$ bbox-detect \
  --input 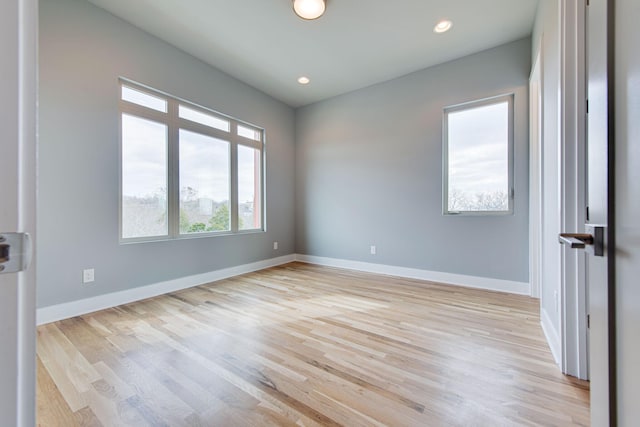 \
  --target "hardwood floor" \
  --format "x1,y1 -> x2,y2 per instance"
37,262 -> 589,426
